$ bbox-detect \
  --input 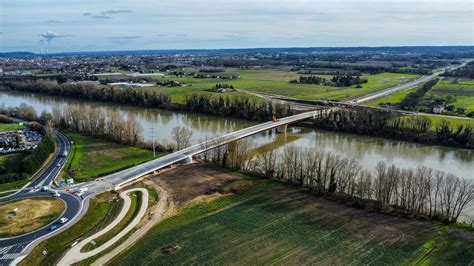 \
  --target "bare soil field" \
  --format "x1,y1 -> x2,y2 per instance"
0,197 -> 64,237
150,163 -> 241,206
